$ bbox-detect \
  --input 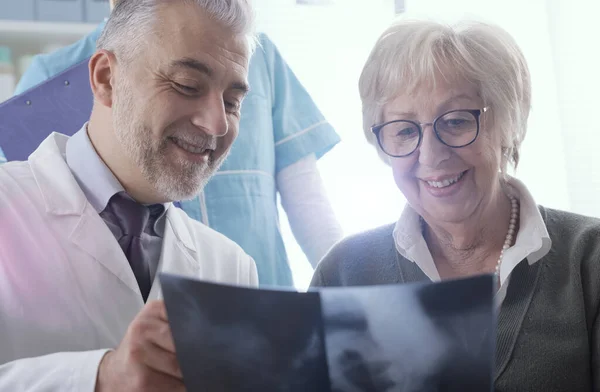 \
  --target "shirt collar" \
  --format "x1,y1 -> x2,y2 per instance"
66,124 -> 124,213
65,124 -> 169,236
393,175 -> 552,283
499,176 -> 552,279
